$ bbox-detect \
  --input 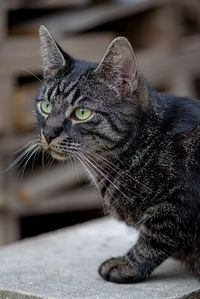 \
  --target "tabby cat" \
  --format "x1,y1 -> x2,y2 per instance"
35,25 -> 200,283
